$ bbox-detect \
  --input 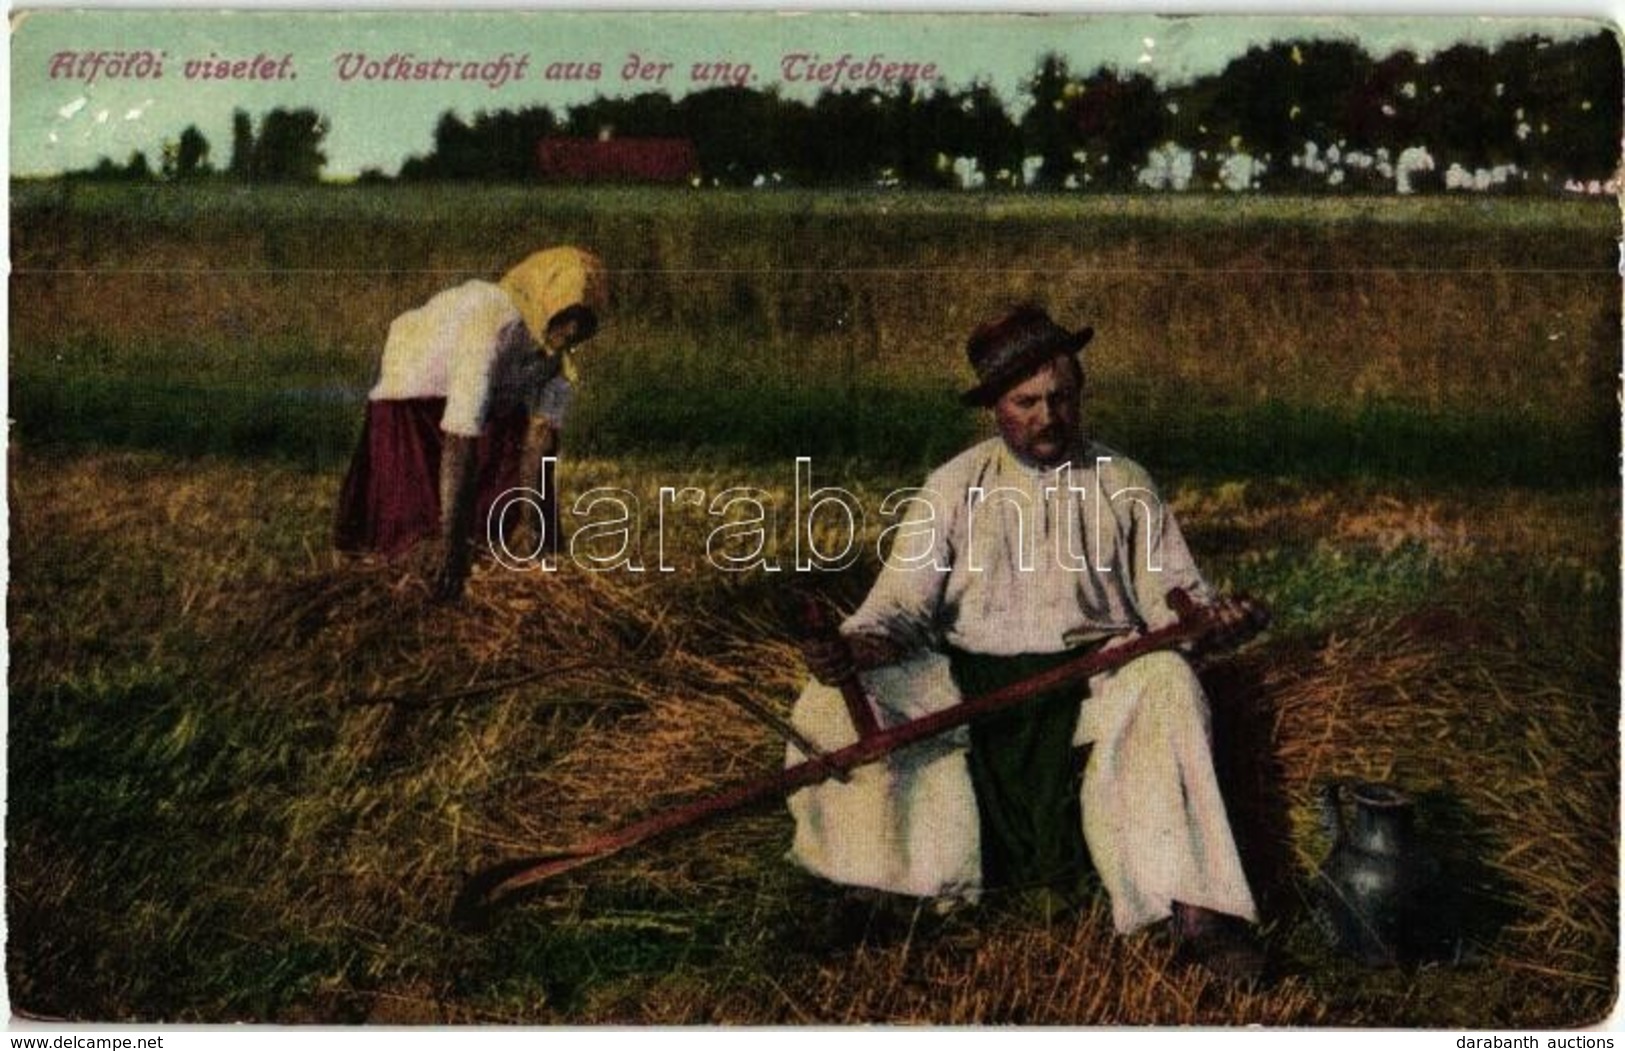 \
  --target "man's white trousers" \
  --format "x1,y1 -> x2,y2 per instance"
785,651 -> 1258,932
